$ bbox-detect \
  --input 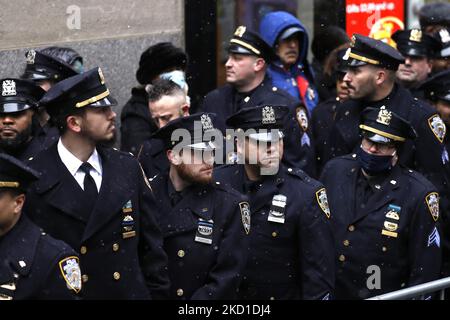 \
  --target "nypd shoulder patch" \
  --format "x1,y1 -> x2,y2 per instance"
315,188 -> 331,219
59,256 -> 82,293
239,202 -> 251,235
428,115 -> 446,143
425,192 -> 440,222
